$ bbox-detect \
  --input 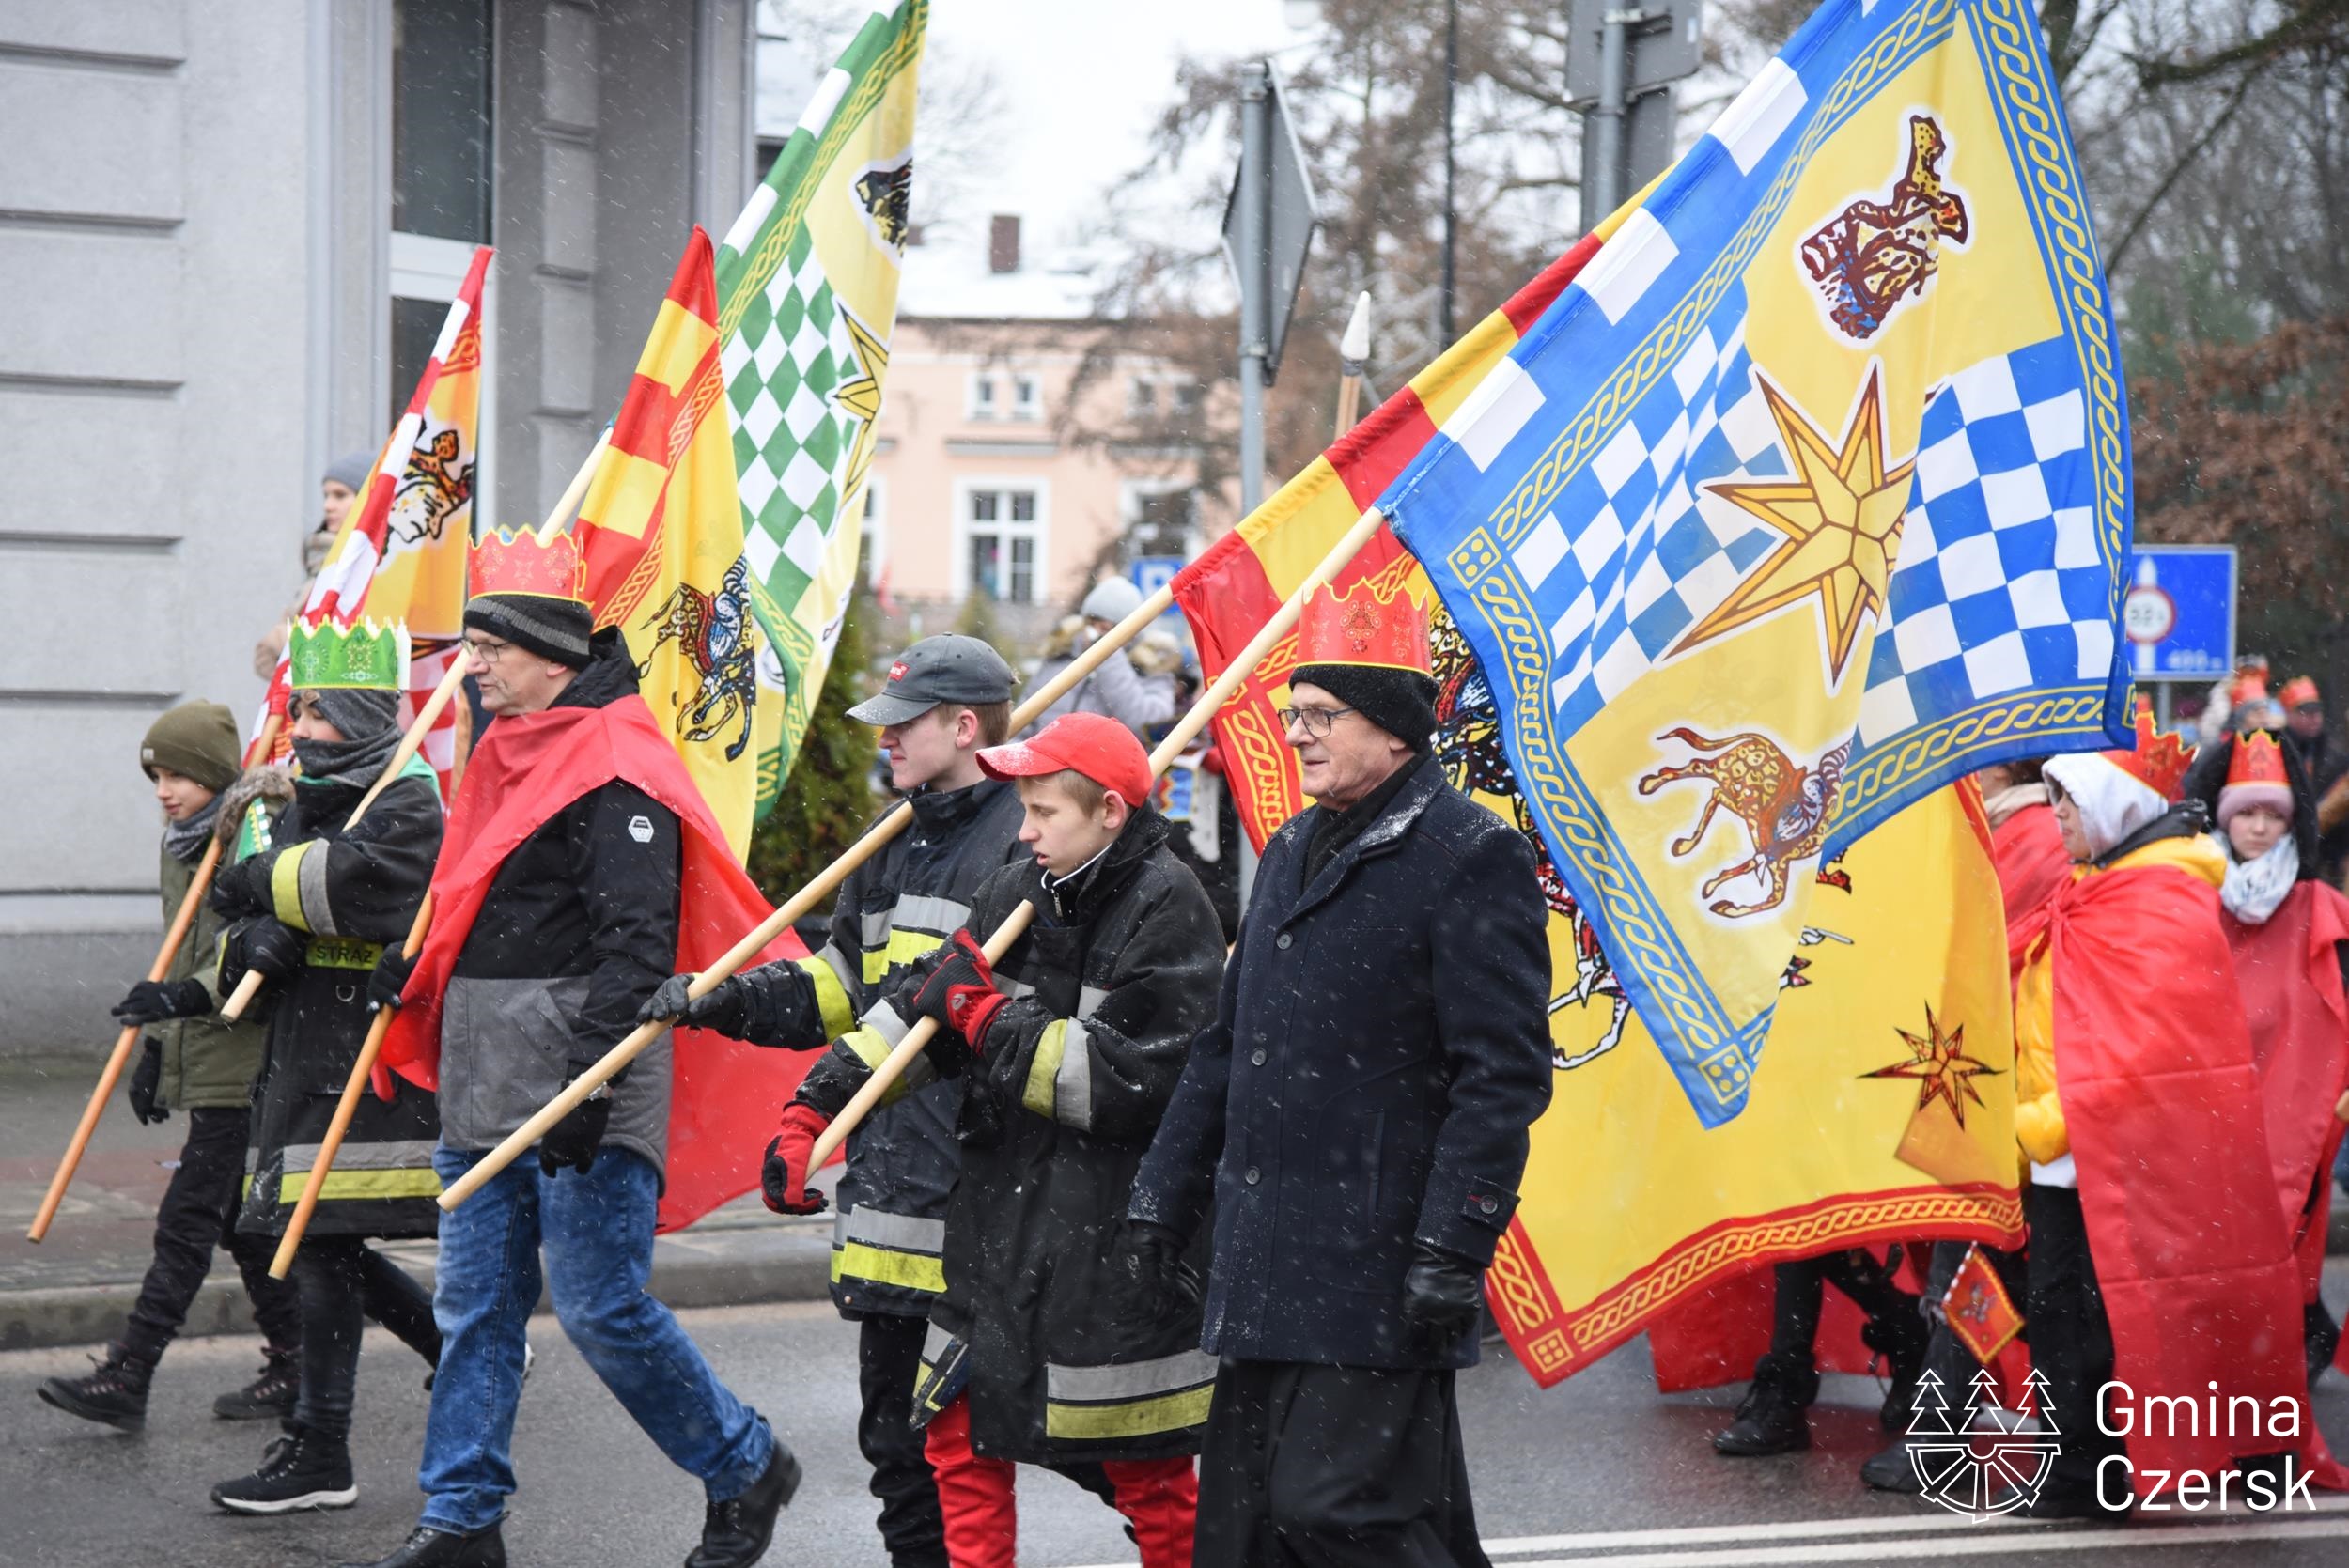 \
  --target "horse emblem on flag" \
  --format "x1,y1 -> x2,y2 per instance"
1799,114 -> 1970,343
1639,728 -> 1850,919
638,557 -> 761,761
